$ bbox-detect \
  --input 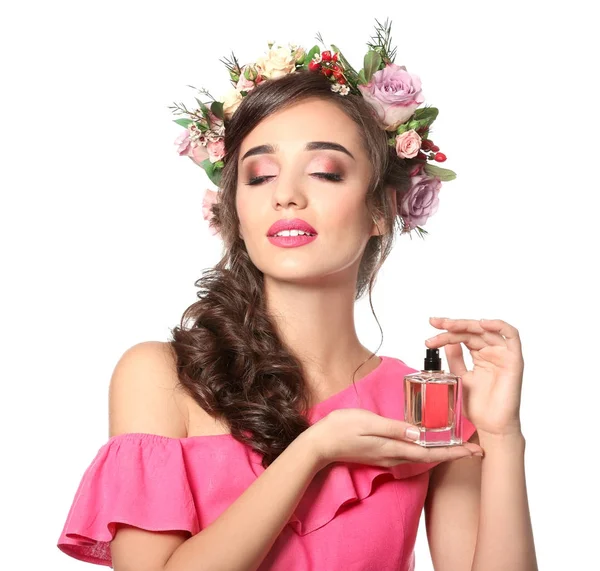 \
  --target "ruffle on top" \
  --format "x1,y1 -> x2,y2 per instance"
287,357 -> 477,535
57,433 -> 201,565
57,356 -> 476,566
